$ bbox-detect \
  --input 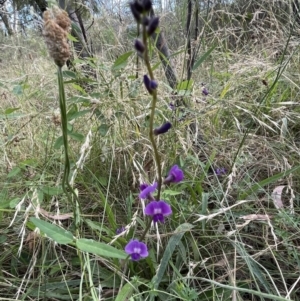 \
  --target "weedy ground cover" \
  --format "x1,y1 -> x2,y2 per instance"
0,1 -> 300,300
